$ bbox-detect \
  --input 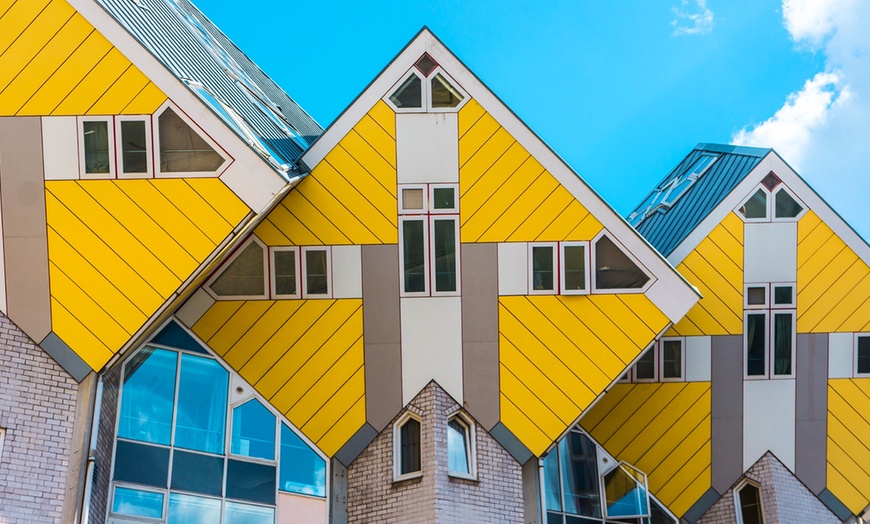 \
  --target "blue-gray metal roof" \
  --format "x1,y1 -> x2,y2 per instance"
630,143 -> 771,257
94,0 -> 322,174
